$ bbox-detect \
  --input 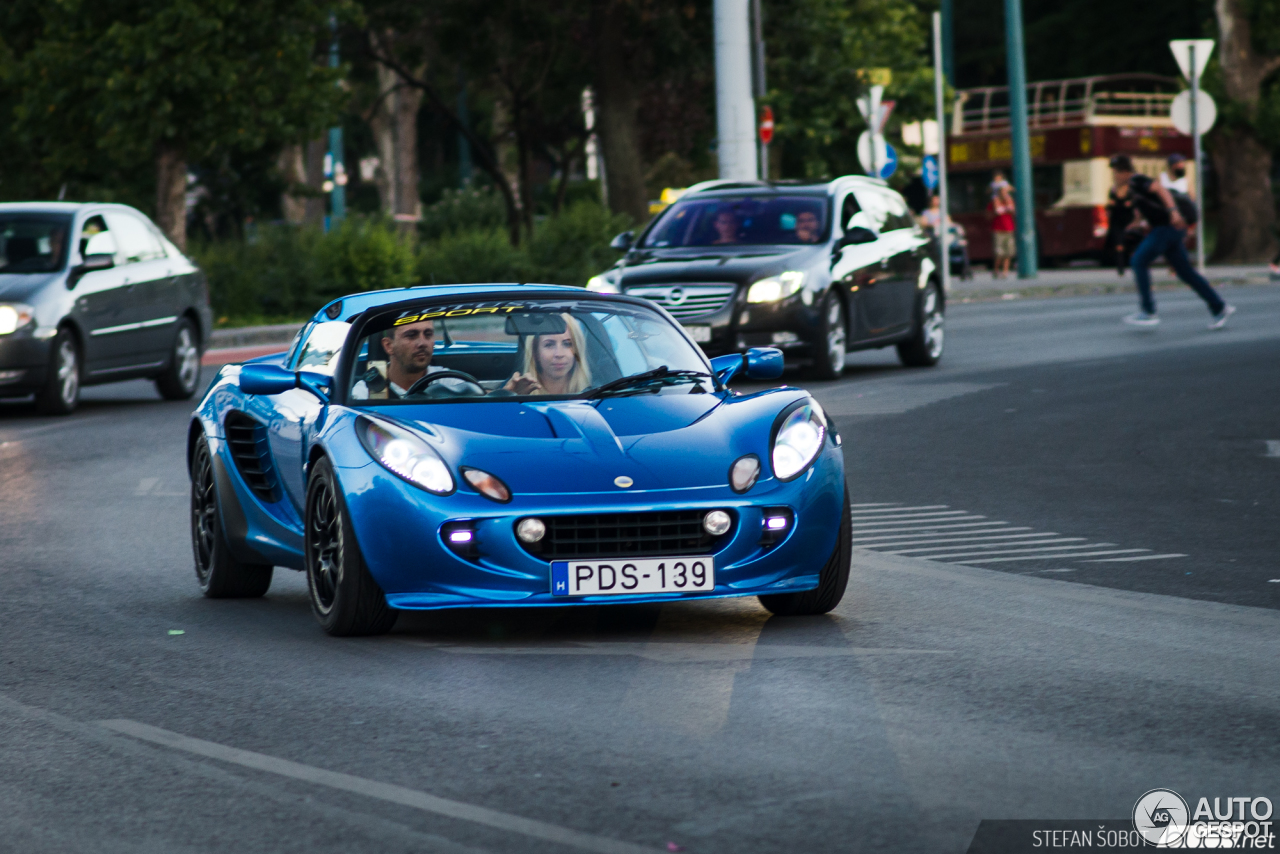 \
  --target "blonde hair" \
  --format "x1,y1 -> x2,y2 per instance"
521,314 -> 591,394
